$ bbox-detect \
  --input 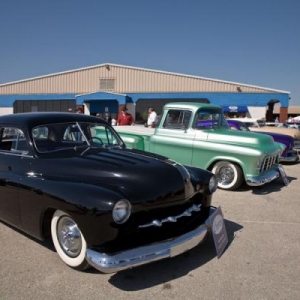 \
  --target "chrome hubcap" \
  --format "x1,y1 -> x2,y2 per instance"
57,216 -> 82,258
218,166 -> 234,184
